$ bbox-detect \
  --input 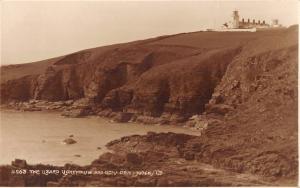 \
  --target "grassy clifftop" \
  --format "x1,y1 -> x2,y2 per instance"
0,26 -> 298,186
